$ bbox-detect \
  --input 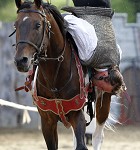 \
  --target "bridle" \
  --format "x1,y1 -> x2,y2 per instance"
16,9 -> 50,62
12,6 -> 72,95
9,7 -> 66,63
